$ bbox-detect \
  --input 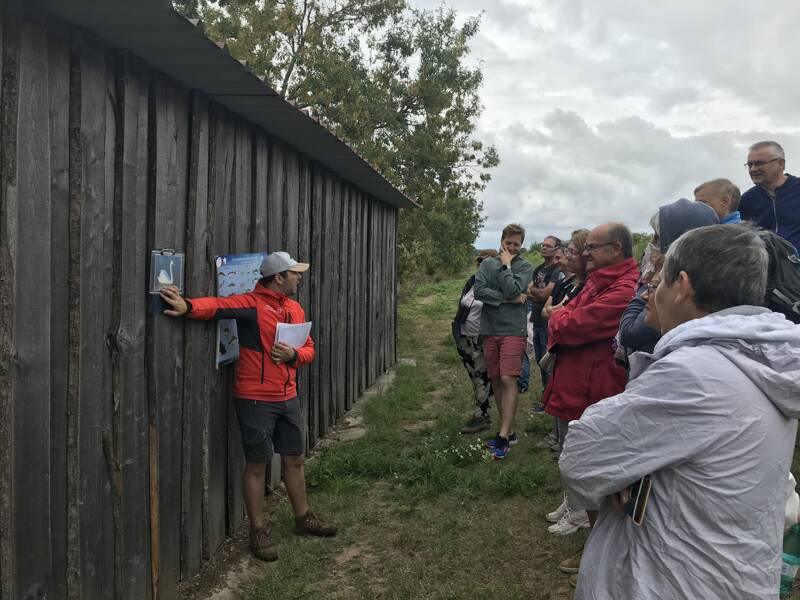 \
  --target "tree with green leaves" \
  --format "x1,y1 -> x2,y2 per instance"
174,0 -> 498,277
